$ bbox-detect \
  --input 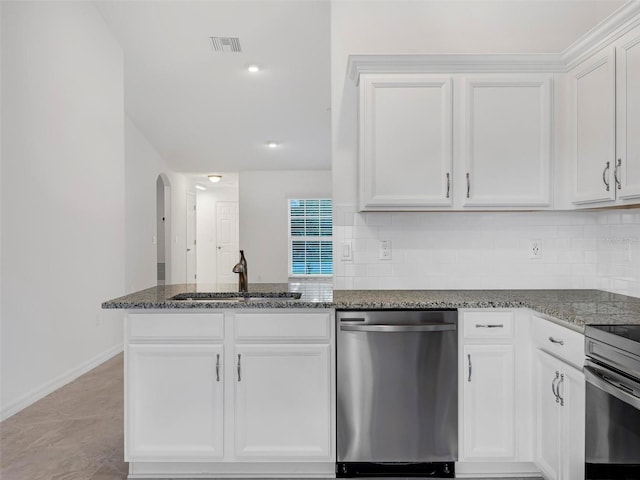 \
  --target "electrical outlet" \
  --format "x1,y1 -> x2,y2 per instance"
379,240 -> 392,260
529,239 -> 542,259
